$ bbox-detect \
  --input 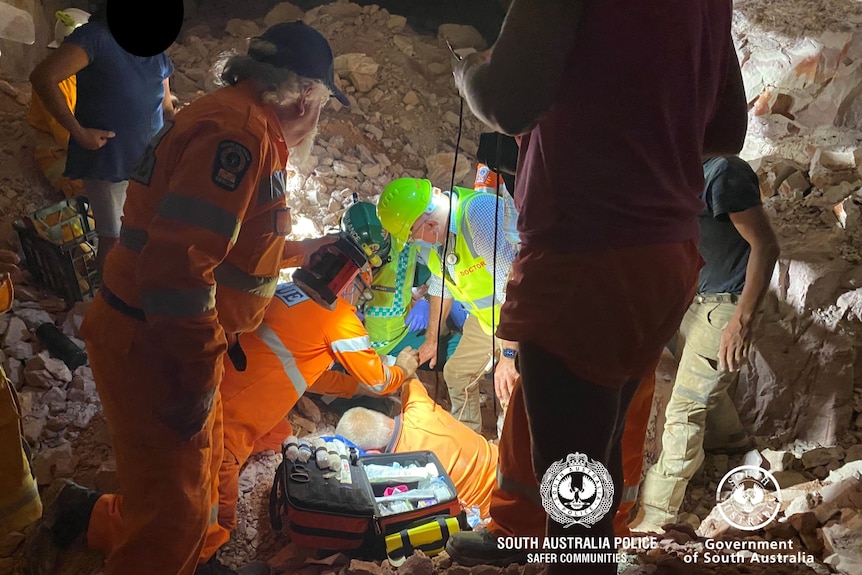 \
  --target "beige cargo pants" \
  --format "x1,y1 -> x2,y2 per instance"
442,315 -> 501,433
639,299 -> 746,527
